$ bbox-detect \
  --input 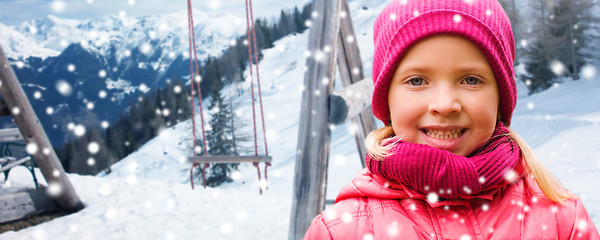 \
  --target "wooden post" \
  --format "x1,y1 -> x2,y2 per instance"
0,44 -> 84,212
336,0 -> 377,167
288,0 -> 342,239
